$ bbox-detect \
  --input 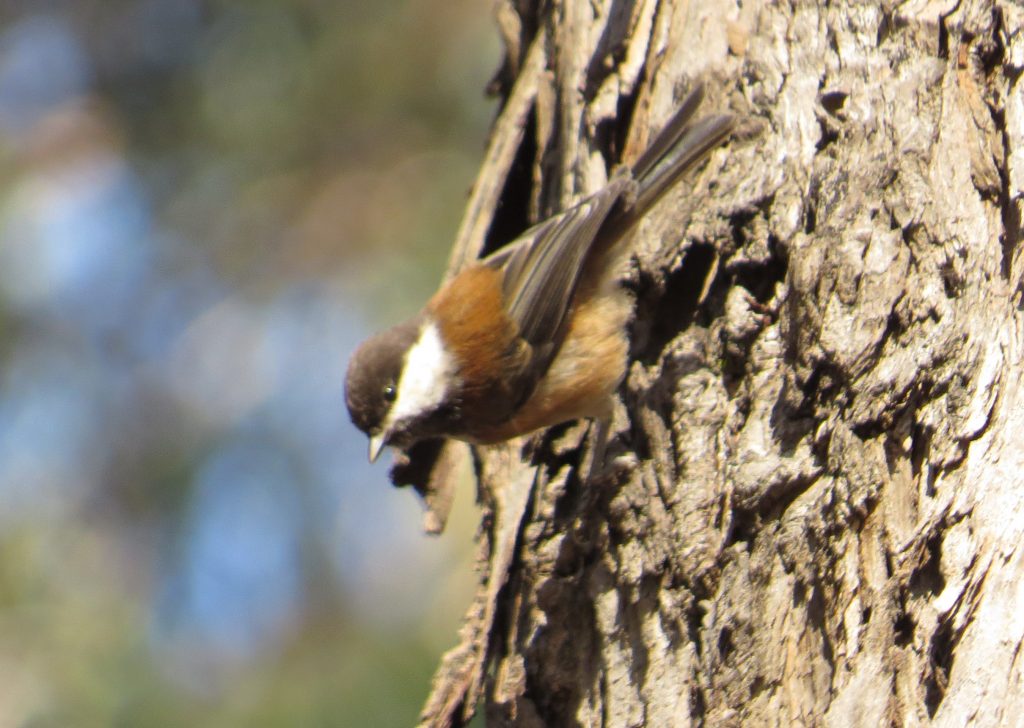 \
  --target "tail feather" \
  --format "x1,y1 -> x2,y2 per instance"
629,84 -> 733,216
594,87 -> 732,245
630,83 -> 708,181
